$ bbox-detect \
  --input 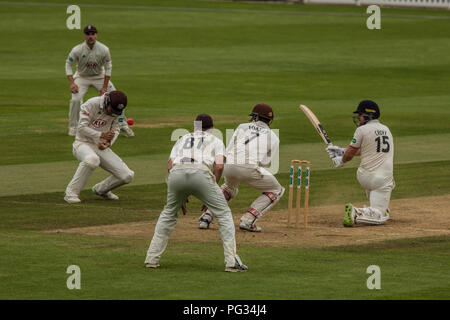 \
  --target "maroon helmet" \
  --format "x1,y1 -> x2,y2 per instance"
107,90 -> 127,115
249,103 -> 274,123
